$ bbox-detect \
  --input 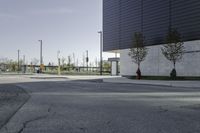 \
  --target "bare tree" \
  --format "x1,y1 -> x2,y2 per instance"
95,57 -> 98,68
89,62 -> 93,67
102,61 -> 111,72
61,57 -> 66,67
161,29 -> 185,79
0,57 -> 9,64
76,58 -> 79,67
82,53 -> 85,67
31,58 -> 39,65
0,58 -> 18,72
128,32 -> 148,79
72,53 -> 76,66
67,55 -> 72,66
